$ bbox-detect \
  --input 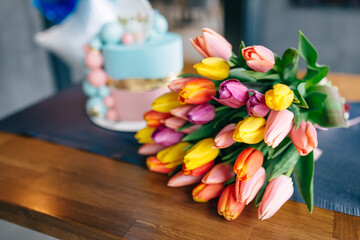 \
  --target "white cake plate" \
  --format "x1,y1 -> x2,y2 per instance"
90,117 -> 146,132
